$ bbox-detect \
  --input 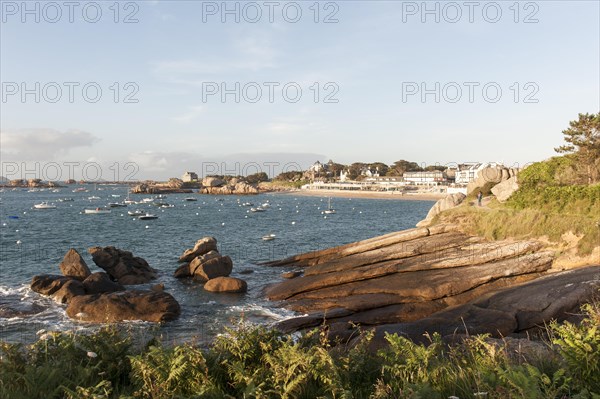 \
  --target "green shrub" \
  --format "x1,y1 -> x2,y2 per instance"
1,306 -> 600,398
